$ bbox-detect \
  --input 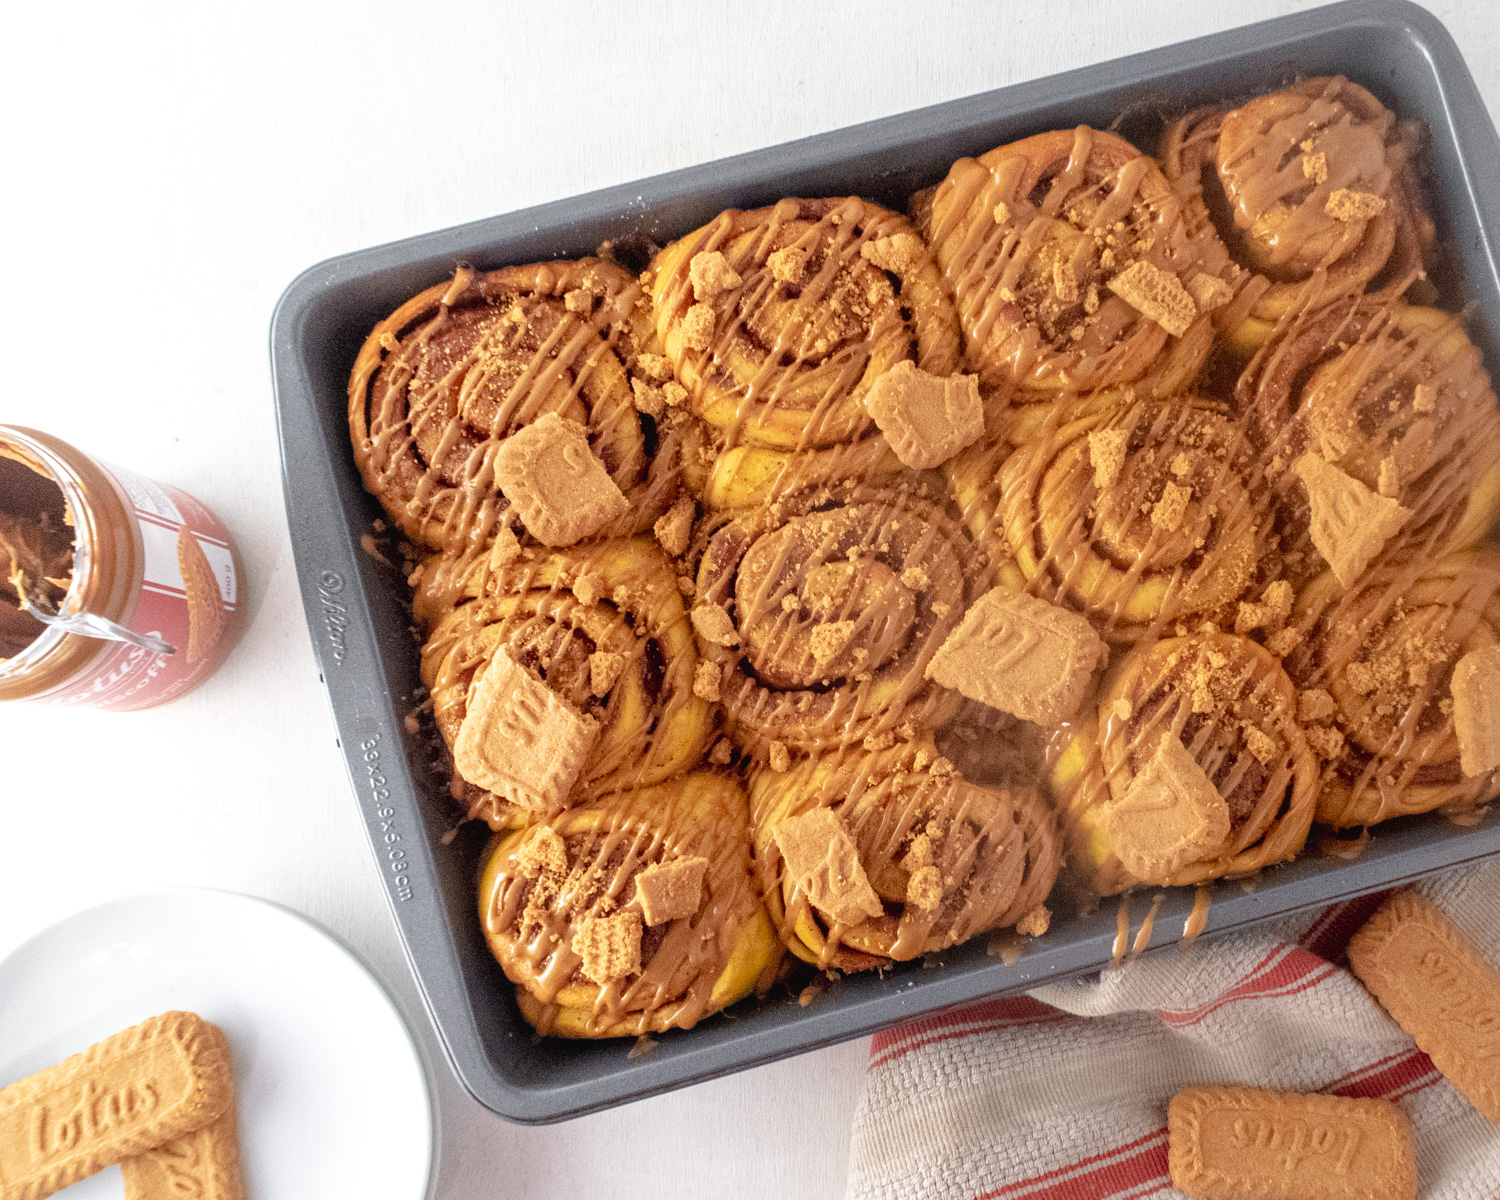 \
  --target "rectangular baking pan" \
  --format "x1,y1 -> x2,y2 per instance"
270,0 -> 1500,1123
